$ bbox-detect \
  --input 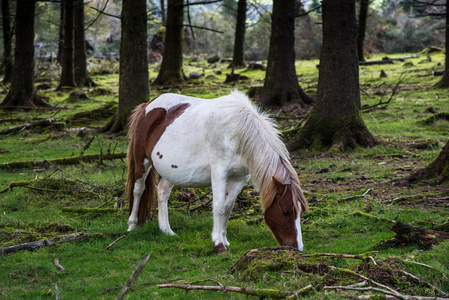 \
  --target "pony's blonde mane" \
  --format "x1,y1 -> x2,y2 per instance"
222,91 -> 309,215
